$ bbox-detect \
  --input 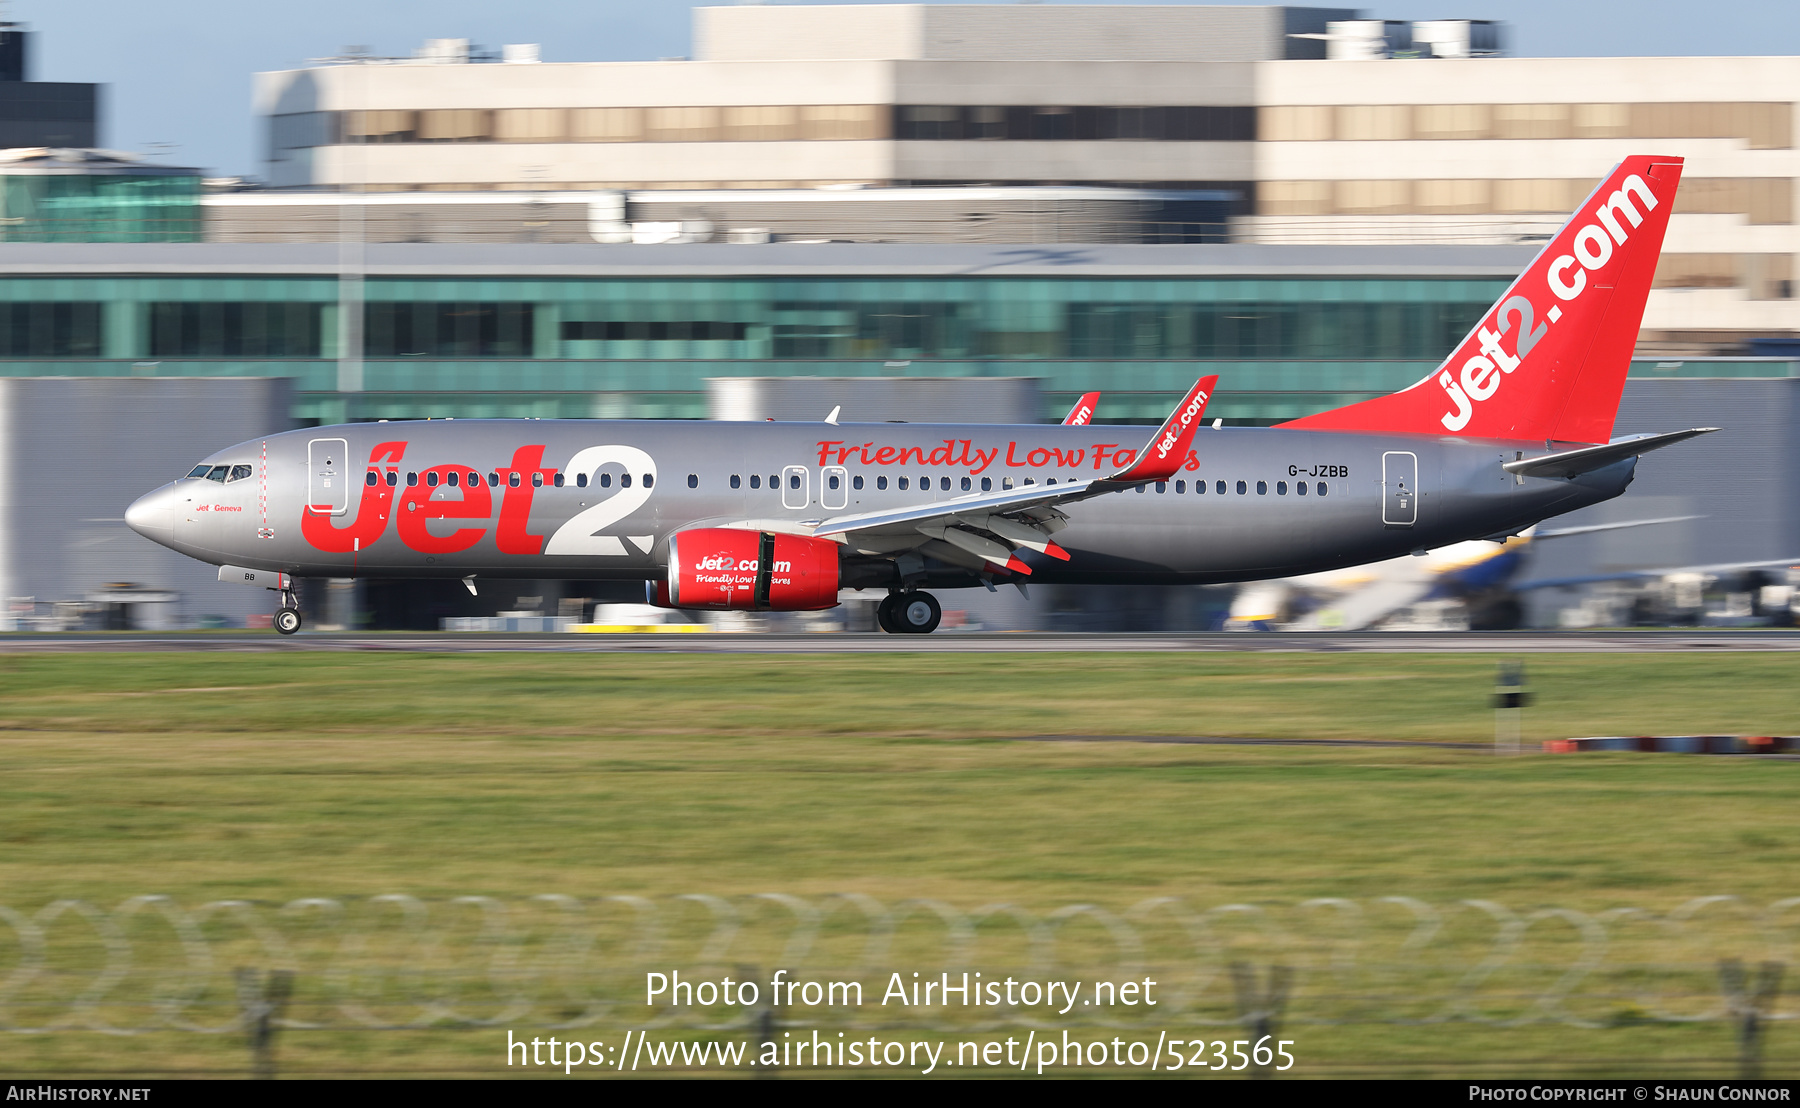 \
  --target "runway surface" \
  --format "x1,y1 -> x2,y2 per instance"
3,630 -> 1799,653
